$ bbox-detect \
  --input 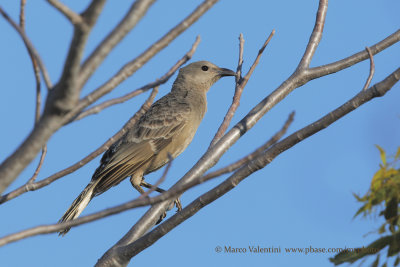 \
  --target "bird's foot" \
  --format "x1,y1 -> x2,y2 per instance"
174,198 -> 182,212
